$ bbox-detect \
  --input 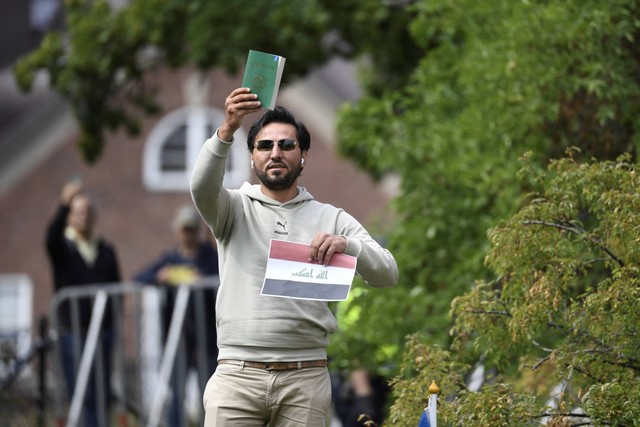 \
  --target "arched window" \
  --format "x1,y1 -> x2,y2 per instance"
143,106 -> 250,191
